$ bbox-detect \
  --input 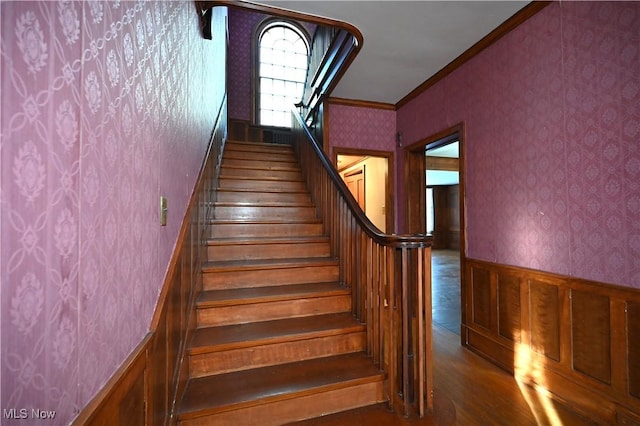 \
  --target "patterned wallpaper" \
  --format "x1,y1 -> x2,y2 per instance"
0,1 -> 226,423
228,8 -> 263,121
327,103 -> 396,154
396,1 -> 640,288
